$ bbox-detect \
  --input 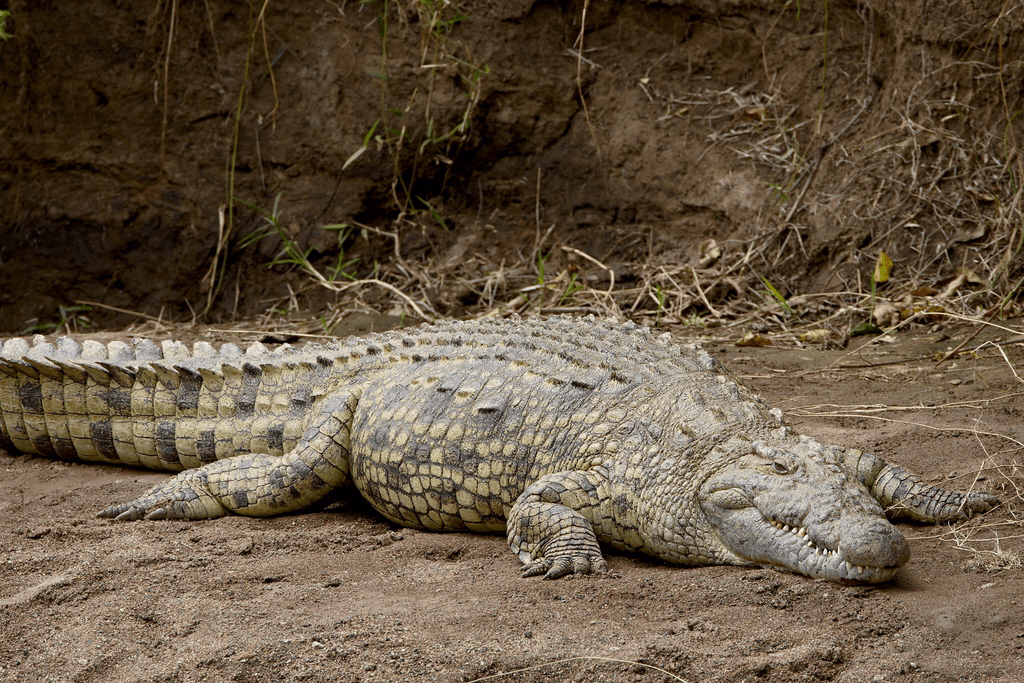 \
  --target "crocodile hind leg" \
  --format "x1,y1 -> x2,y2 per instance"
837,448 -> 999,523
506,469 -> 616,579
97,392 -> 357,521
